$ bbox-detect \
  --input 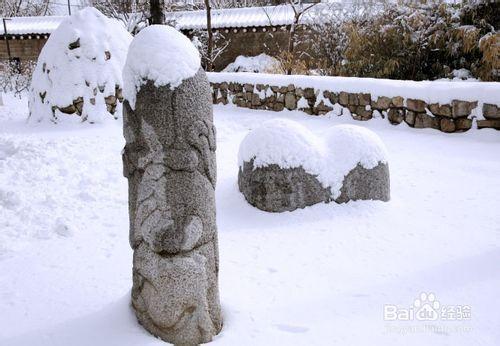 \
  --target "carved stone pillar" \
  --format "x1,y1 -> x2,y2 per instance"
122,44 -> 222,344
